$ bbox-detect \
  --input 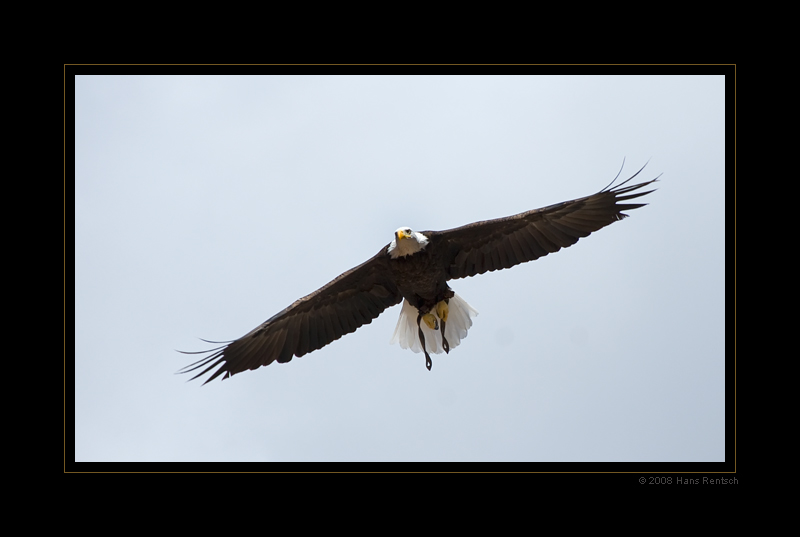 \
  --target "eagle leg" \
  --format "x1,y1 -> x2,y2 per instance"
437,299 -> 450,354
417,312 -> 432,371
